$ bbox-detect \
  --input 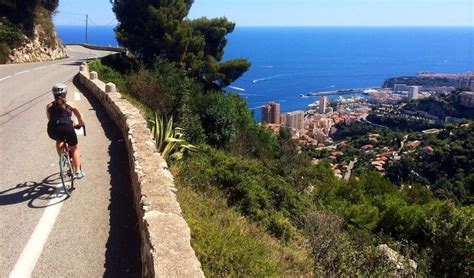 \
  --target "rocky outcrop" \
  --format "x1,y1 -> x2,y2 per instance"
377,244 -> 417,277
7,24 -> 68,63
